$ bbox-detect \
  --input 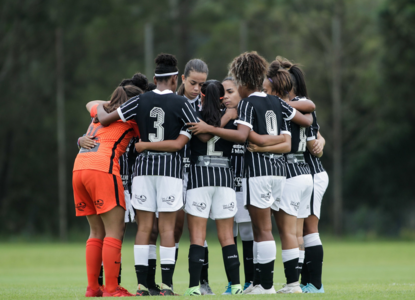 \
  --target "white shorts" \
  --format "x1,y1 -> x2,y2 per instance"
185,187 -> 237,219
234,191 -> 251,223
311,171 -> 329,219
182,172 -> 189,203
280,174 -> 313,218
131,176 -> 183,213
123,190 -> 135,223
243,176 -> 286,210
